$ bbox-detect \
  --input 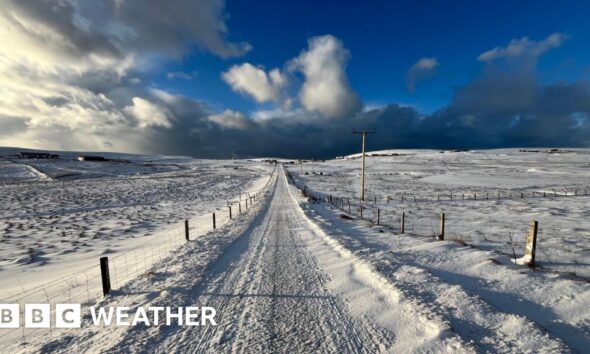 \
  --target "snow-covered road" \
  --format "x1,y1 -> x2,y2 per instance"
152,168 -> 466,353
10,165 -> 578,353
